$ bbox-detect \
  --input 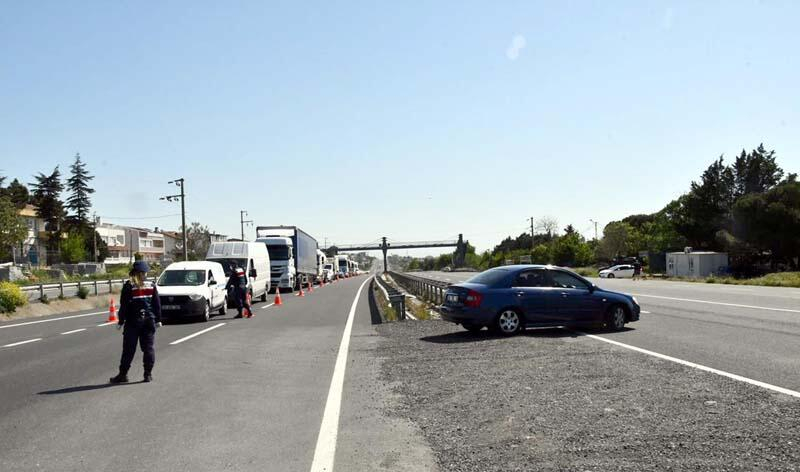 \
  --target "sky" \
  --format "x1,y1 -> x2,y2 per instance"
1,1 -> 799,257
